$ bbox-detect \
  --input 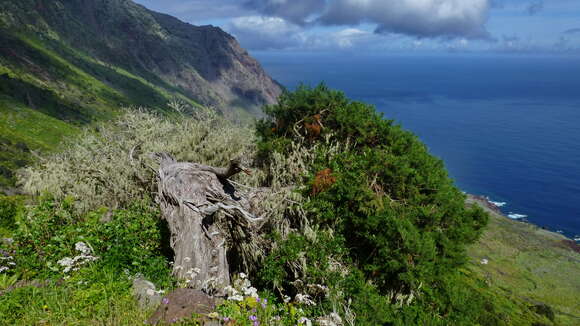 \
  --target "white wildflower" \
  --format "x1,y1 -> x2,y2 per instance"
236,278 -> 251,289
295,293 -> 315,306
56,242 -> 98,274
185,268 -> 198,277
228,294 -> 244,301
239,272 -> 247,279
298,317 -> 312,326
183,257 -> 191,263
224,285 -> 239,297
57,257 -> 74,273
75,242 -> 92,255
